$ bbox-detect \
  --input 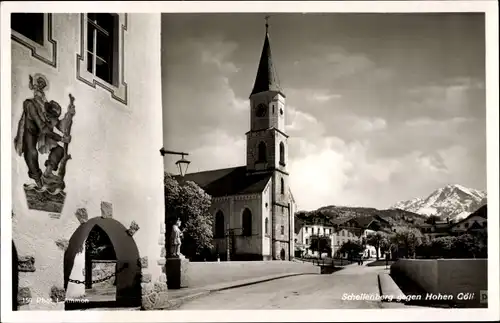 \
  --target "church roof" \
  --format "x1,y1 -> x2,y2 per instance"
250,29 -> 282,96
177,166 -> 272,197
